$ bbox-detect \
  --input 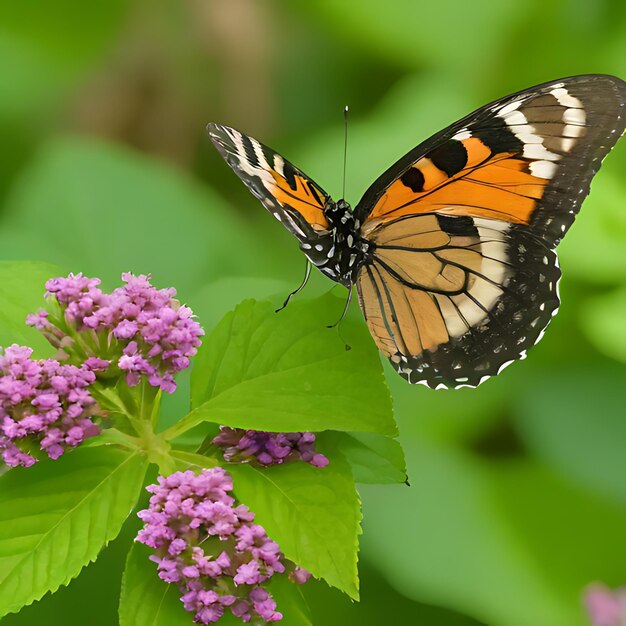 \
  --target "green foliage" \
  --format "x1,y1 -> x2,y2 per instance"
0,1 -> 127,119
0,261 -> 63,357
294,0 -> 528,72
119,543 -> 199,626
0,448 -> 148,618
0,137 -> 264,296
229,451 -> 362,600
328,432 -> 407,484
1,1 -> 626,625
187,296 -> 395,436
